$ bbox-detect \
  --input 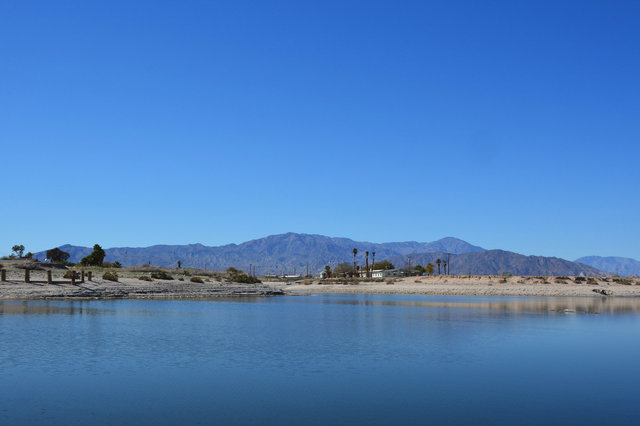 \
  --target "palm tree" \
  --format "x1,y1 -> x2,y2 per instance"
436,258 -> 441,275
365,251 -> 370,278
372,251 -> 376,270
352,248 -> 358,277
443,260 -> 447,275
